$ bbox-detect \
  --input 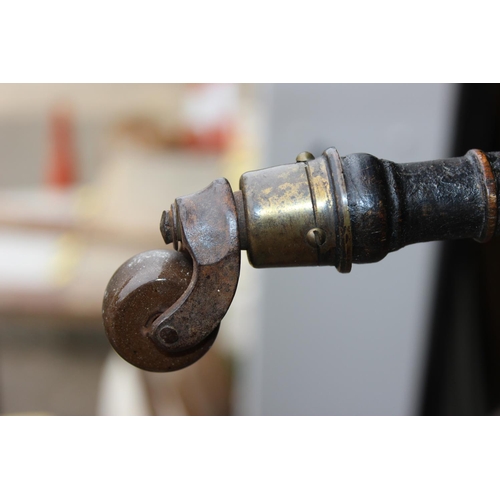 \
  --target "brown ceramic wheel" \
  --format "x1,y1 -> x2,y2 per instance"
103,249 -> 218,372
